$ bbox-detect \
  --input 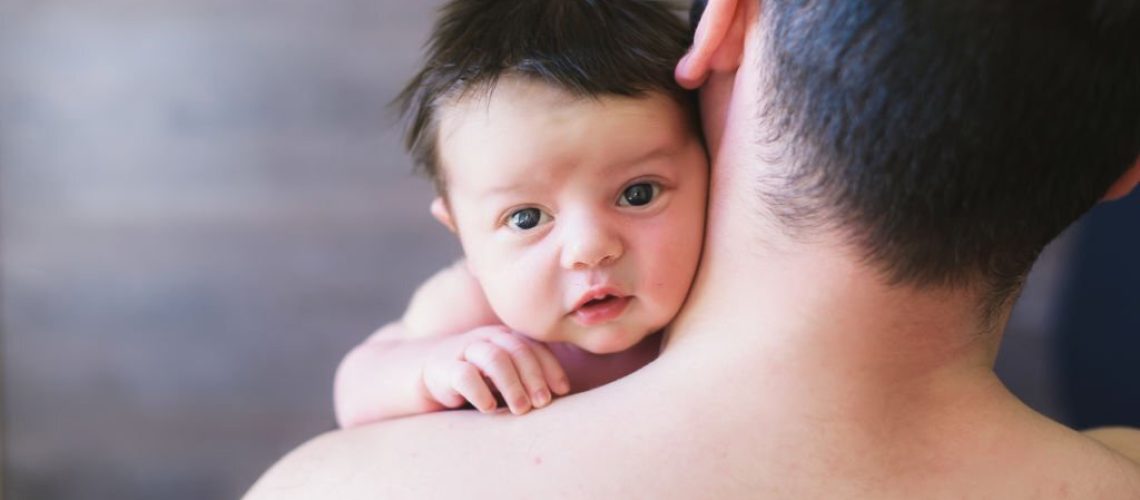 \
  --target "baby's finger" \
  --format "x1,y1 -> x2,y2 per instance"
527,340 -> 571,396
487,334 -> 552,409
463,341 -> 532,415
448,361 -> 497,413
423,360 -> 468,409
